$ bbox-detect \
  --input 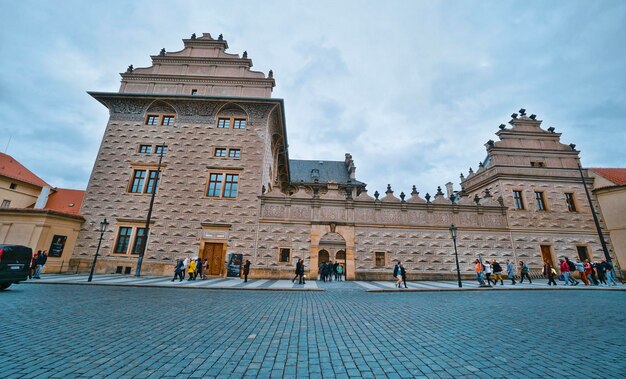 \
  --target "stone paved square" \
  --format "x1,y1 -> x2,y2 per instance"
1,283 -> 624,378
